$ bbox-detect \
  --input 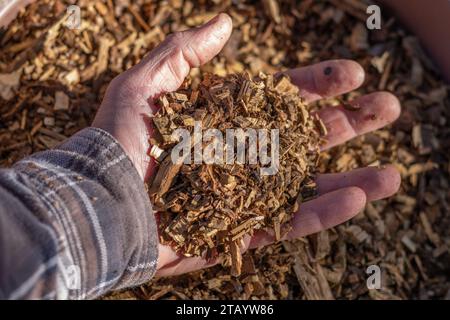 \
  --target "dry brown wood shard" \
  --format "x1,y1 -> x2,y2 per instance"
230,240 -> 243,277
